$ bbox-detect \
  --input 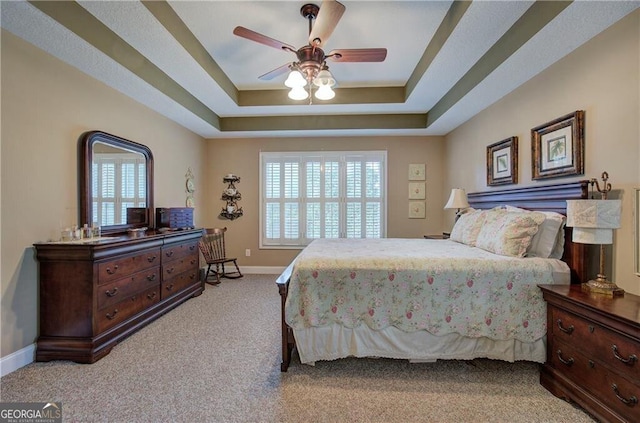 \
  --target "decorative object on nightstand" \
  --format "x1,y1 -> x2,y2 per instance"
444,188 -> 469,221
566,171 -> 623,297
219,174 -> 243,220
